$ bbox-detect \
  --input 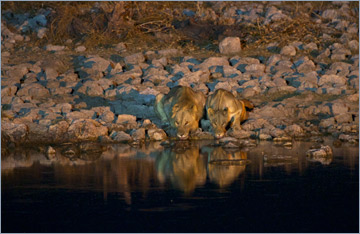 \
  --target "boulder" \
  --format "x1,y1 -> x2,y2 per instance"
331,103 -> 349,115
306,145 -> 333,158
17,83 -> 50,98
319,117 -> 335,129
280,45 -> 296,56
75,55 -> 111,79
45,44 -> 66,52
131,128 -> 146,141
348,40 -> 359,51
219,37 -> 241,54
148,128 -> 167,141
285,124 -> 305,137
304,42 -> 318,51
157,49 -> 180,57
68,119 -> 108,141
322,9 -> 338,20
227,129 -> 253,139
110,131 -> 132,142
48,121 -> 70,142
1,121 -> 28,143
99,111 -> 115,123
5,63 -> 30,81
26,122 -> 50,143
124,53 -> 145,64
195,57 -> 229,71
334,113 -> 353,124
65,111 -> 94,121
114,42 -> 126,51
1,85 -> 18,98
318,74 -> 347,86
75,46 -> 86,52
44,67 -> 59,80
116,114 -> 137,124
77,81 -> 104,97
